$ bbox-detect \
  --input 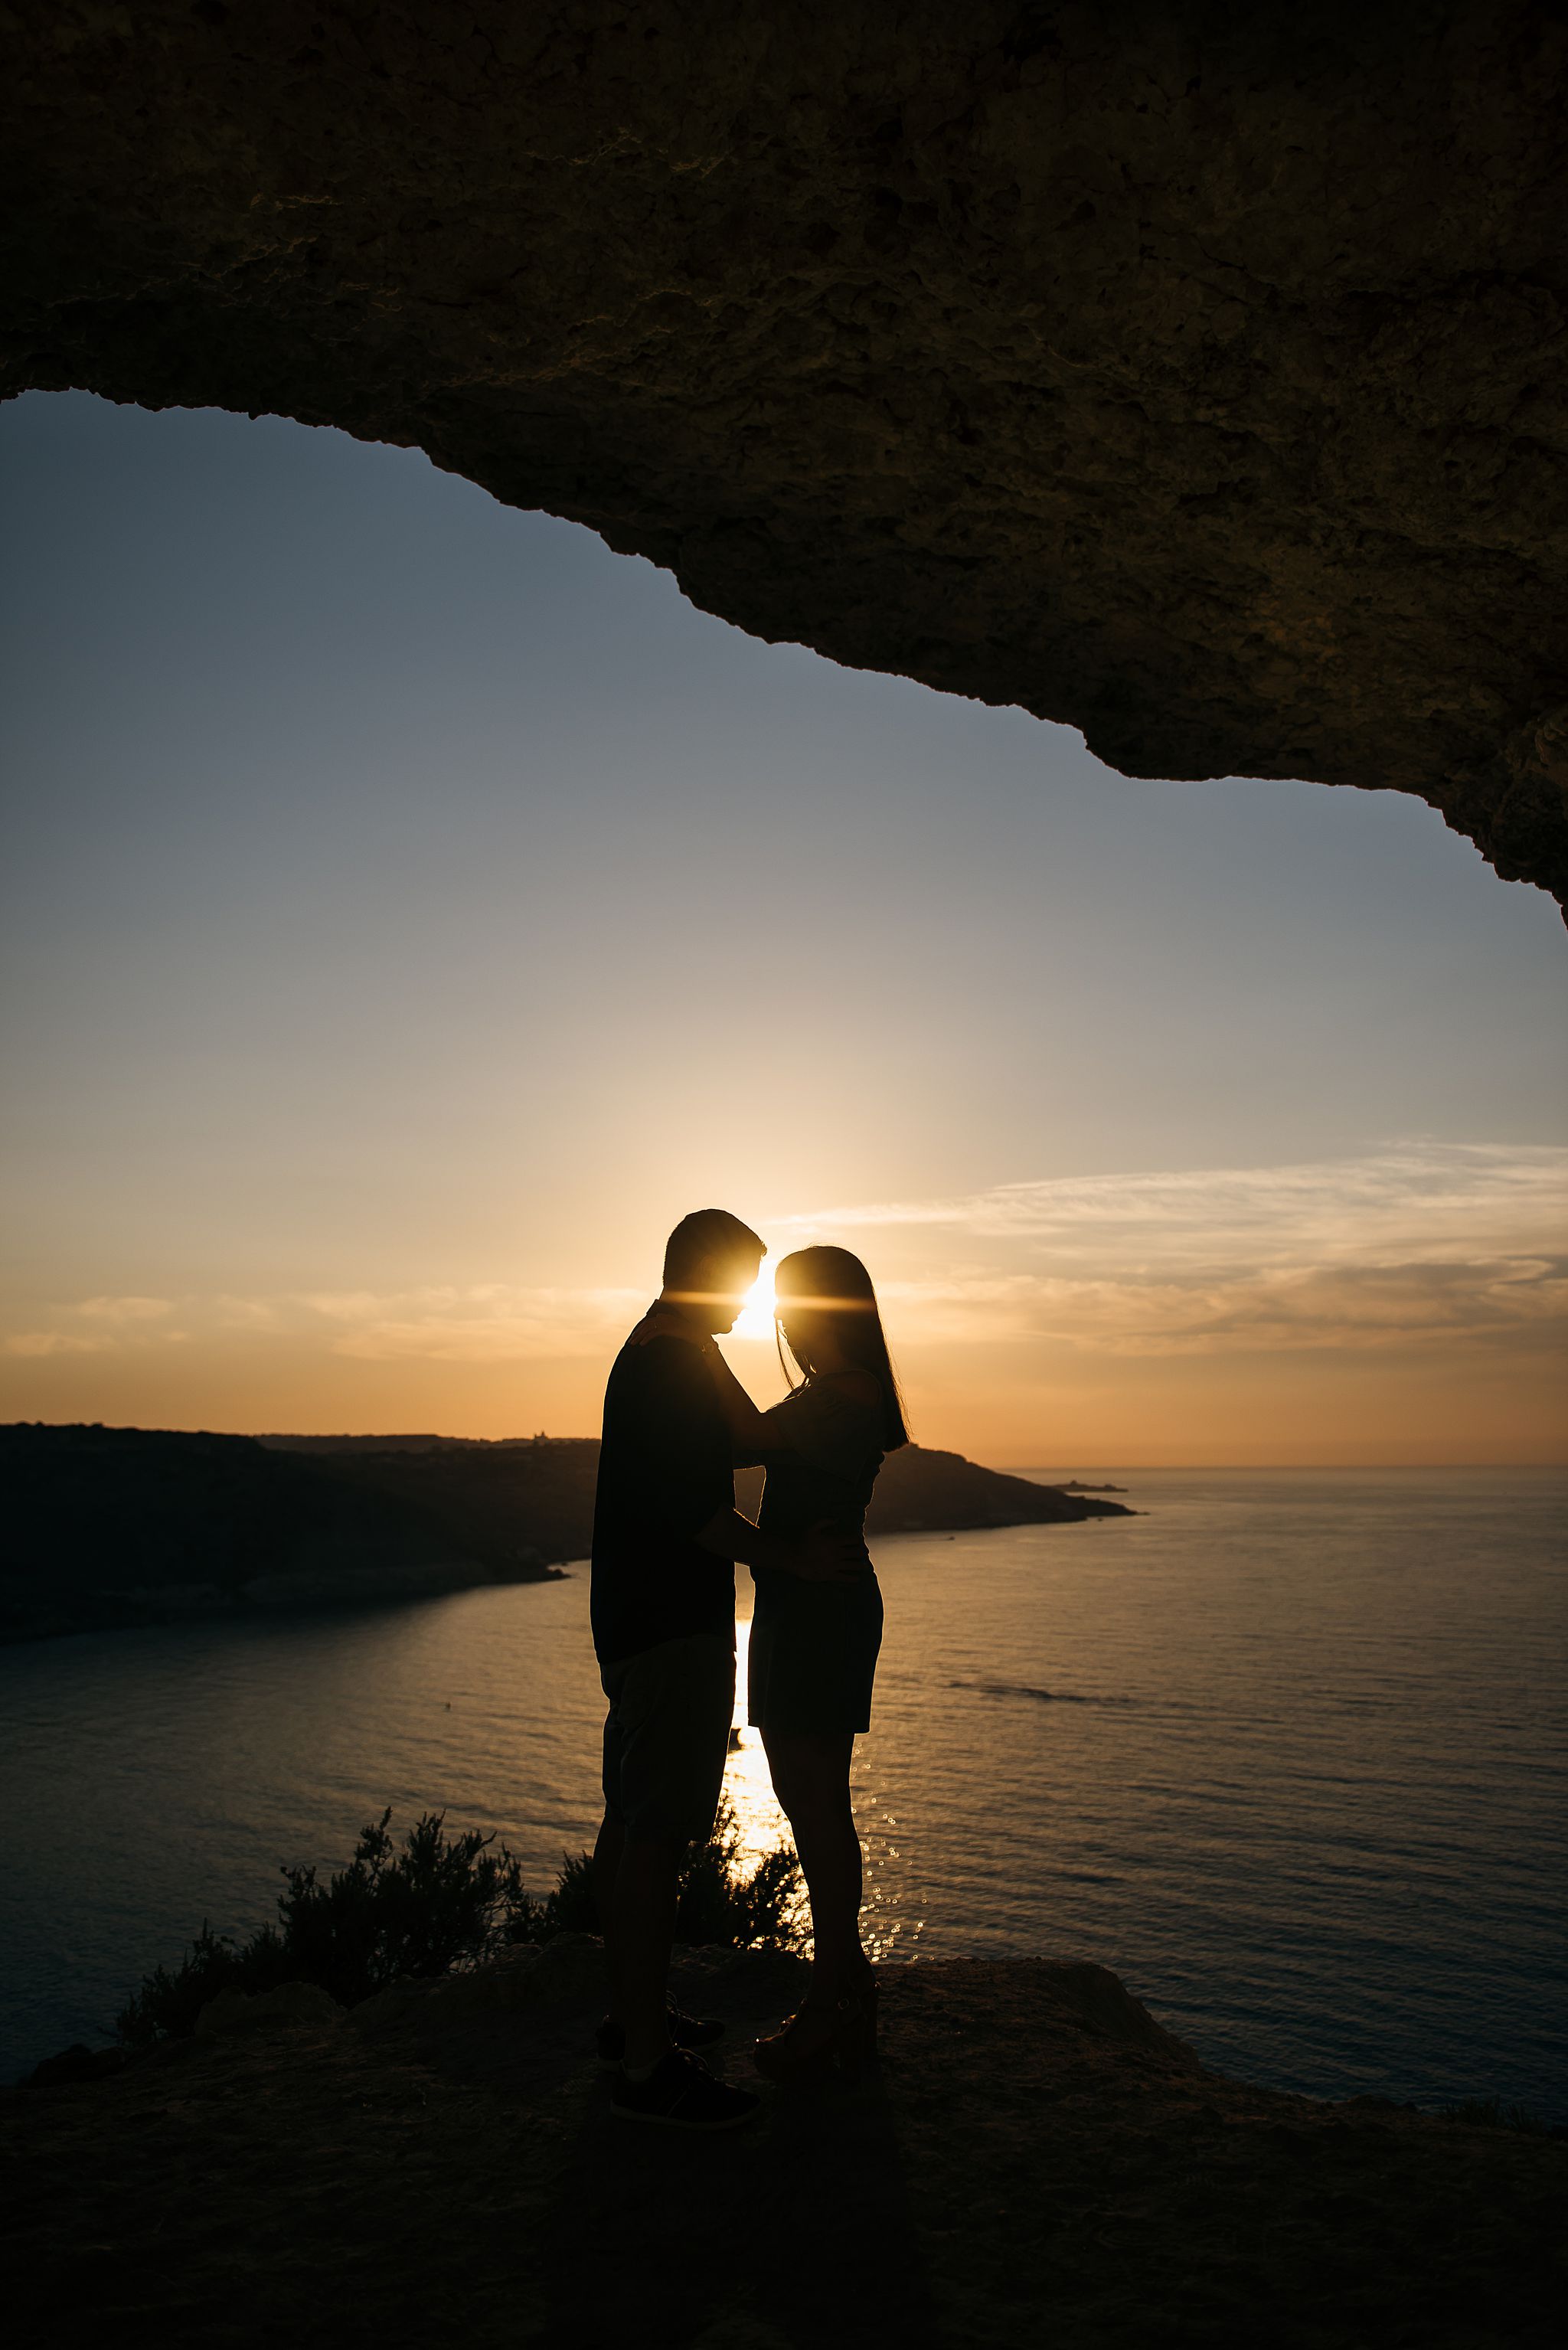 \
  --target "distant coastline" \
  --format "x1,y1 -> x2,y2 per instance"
0,1424 -> 1132,1645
